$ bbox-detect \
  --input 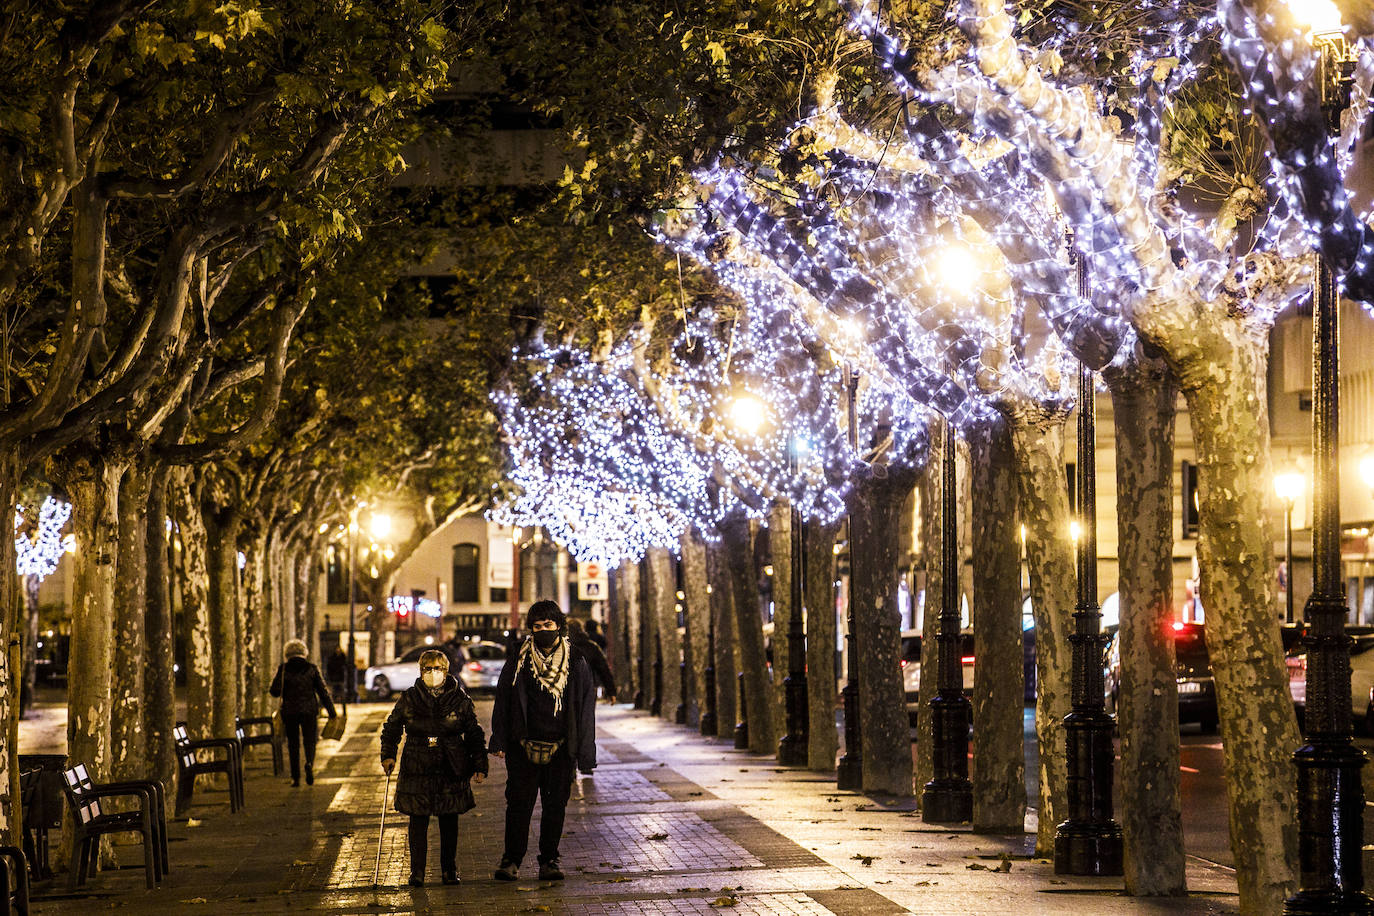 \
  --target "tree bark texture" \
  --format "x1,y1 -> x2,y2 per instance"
144,465 -> 177,795
1177,338 -> 1299,910
241,531 -> 267,718
1009,412 -> 1075,855
0,454 -> 21,841
806,519 -> 840,771
850,465 -> 917,797
1107,358 -> 1186,896
65,456 -> 124,779
111,464 -> 151,782
647,547 -> 680,722
608,564 -> 630,698
968,417 -> 1026,833
622,561 -> 642,705
720,514 -> 775,754
707,544 -> 738,739
768,503 -> 792,742
637,557 -> 657,712
915,434 -> 942,796
205,502 -> 243,738
682,529 -> 711,727
297,544 -> 318,662
175,471 -> 214,740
